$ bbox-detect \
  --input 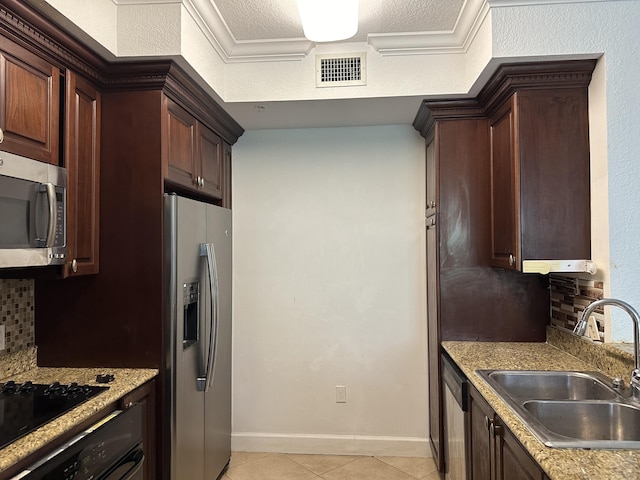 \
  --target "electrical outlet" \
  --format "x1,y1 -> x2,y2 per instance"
336,385 -> 346,403
0,325 -> 5,351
